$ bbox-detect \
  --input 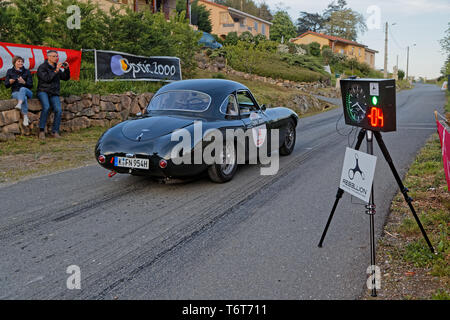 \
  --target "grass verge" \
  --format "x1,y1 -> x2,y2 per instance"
0,126 -> 105,185
364,93 -> 449,300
